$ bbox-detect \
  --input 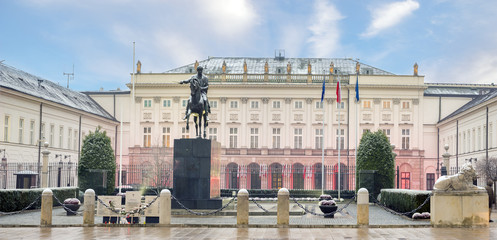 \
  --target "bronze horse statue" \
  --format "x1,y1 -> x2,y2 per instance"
185,78 -> 208,138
